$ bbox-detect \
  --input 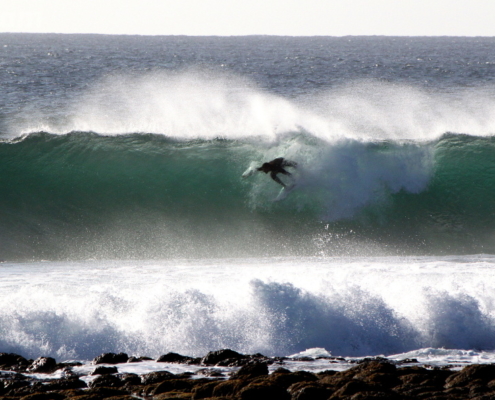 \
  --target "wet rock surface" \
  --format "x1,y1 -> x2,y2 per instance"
1,351 -> 495,399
